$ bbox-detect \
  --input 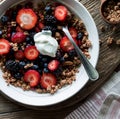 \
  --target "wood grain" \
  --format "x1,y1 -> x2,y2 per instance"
0,0 -> 120,118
